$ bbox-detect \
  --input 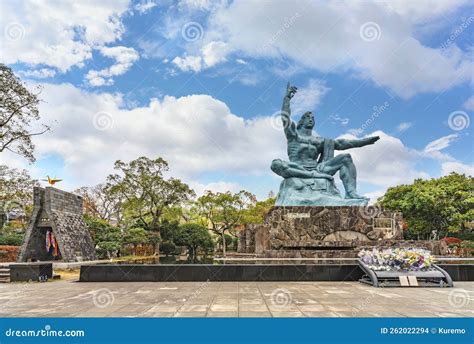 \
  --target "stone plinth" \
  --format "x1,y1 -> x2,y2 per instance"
236,206 -> 447,258
275,177 -> 368,206
265,206 -> 403,250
